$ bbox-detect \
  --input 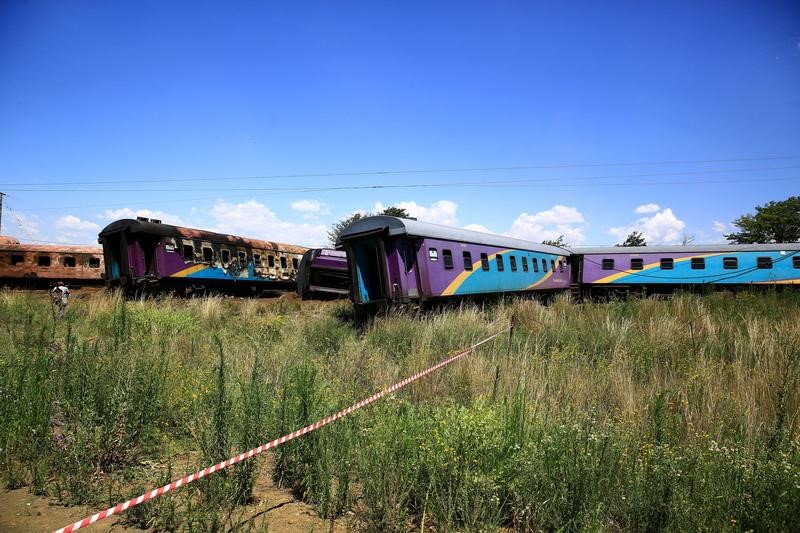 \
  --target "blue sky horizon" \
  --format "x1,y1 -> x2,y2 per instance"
1,1 -> 799,247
